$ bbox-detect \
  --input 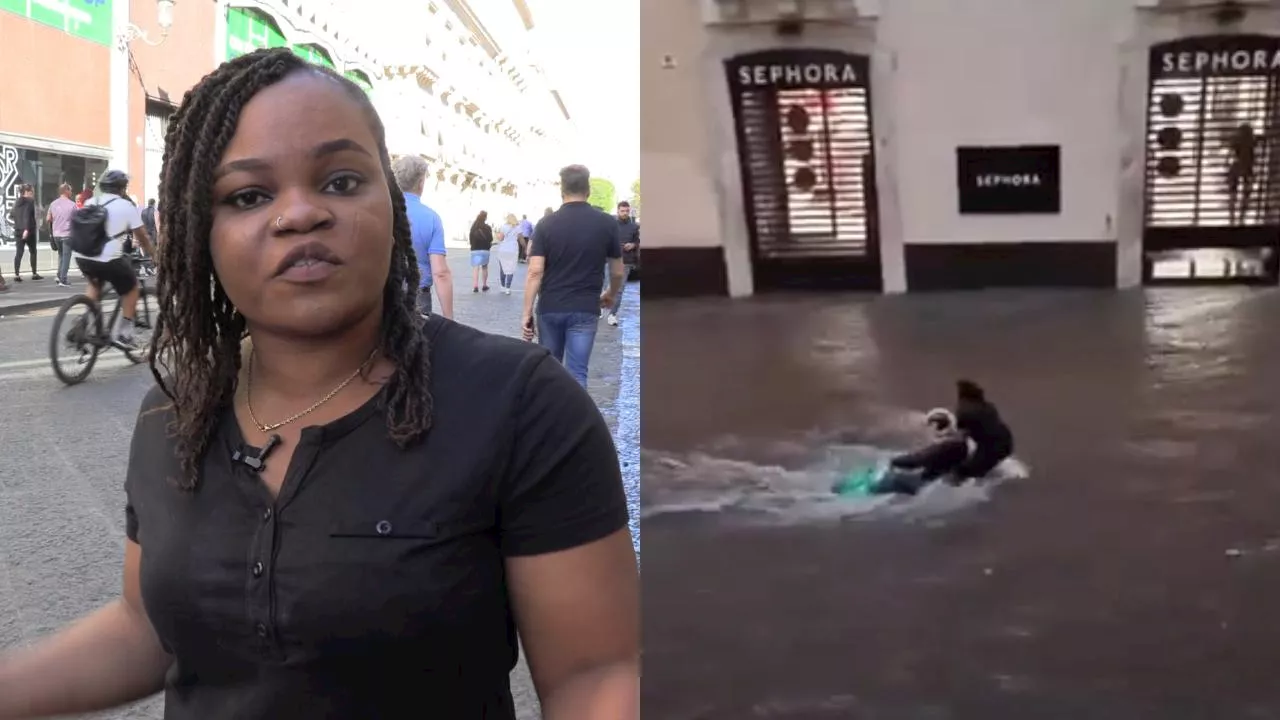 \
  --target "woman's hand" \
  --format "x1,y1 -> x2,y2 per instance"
0,541 -> 171,719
